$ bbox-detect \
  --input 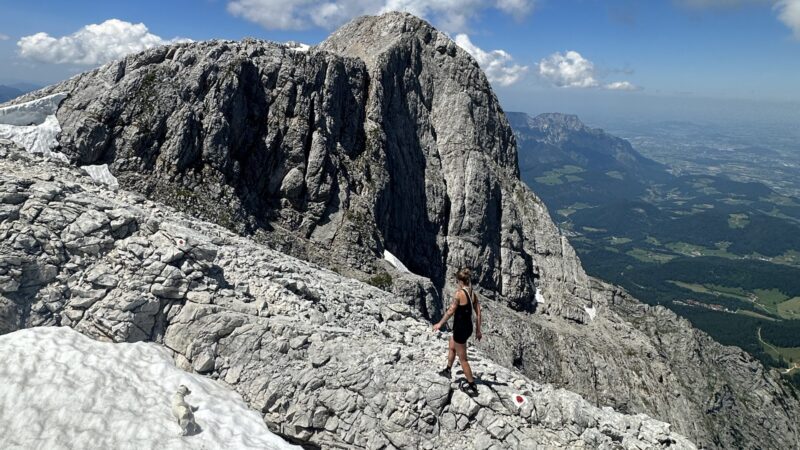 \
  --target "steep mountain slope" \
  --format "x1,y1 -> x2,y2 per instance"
13,15 -> 565,317
0,142 -> 694,449
3,12 -> 799,449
